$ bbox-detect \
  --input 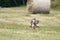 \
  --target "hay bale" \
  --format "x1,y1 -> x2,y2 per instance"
27,0 -> 51,13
